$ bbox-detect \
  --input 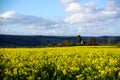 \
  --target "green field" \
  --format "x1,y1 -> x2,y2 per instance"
0,46 -> 120,80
